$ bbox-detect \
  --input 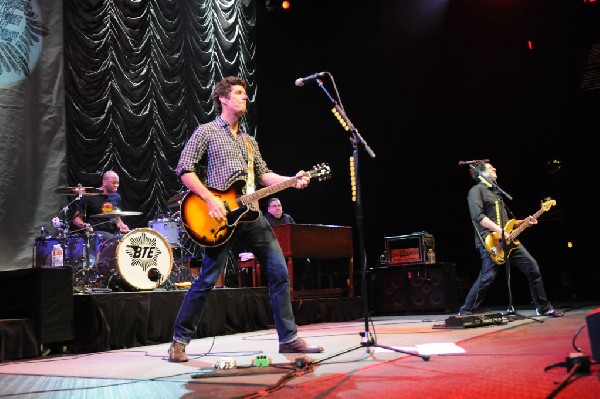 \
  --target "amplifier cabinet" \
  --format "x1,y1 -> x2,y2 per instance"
384,232 -> 435,265
368,262 -> 458,315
